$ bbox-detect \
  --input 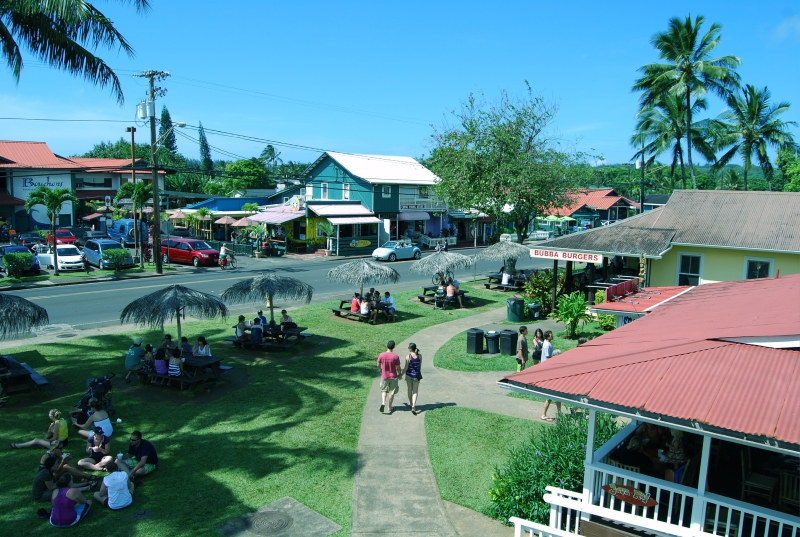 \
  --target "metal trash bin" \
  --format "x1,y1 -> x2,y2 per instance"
485,331 -> 501,354
528,302 -> 541,320
500,329 -> 519,356
466,328 -> 485,354
507,297 -> 524,322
